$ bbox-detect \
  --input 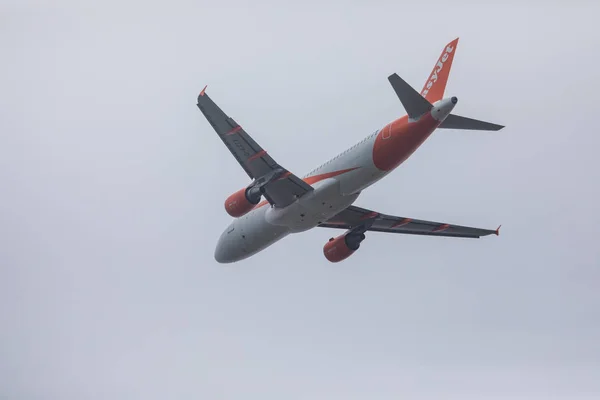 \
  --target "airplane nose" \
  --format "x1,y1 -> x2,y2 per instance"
214,244 -> 227,263
214,240 -> 234,263
214,227 -> 245,264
